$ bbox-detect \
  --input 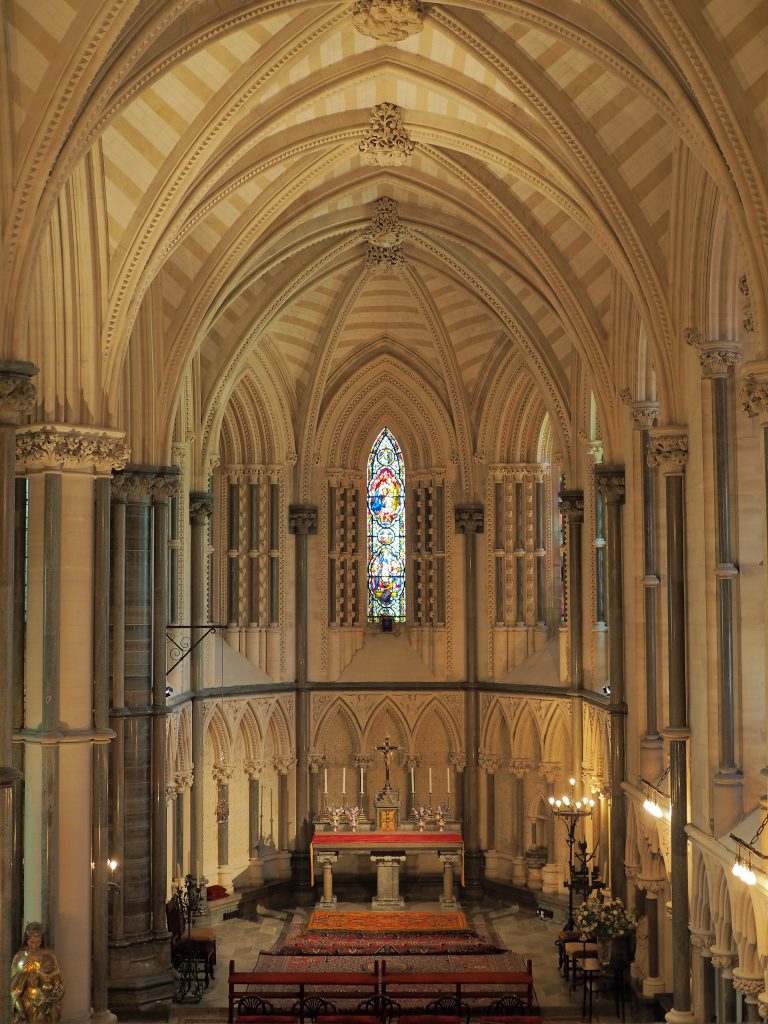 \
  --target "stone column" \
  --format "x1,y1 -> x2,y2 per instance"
455,503 -> 484,898
560,491 -> 584,786
697,343 -> 744,832
479,753 -> 500,850
734,974 -> 764,1024
711,952 -> 737,1024
632,403 -> 664,782
108,466 -> 175,1016
648,429 -> 693,1023
690,930 -> 716,1023
18,424 -> 128,1024
353,754 -> 373,819
371,853 -> 406,908
538,762 -> 561,894
173,770 -> 193,876
448,751 -> 465,825
317,852 -> 339,909
289,504 -> 317,895
151,472 -> 177,933
638,879 -> 667,995
0,361 -> 36,1024
510,759 -> 530,885
11,477 -> 26,950
212,761 -> 234,883
275,755 -> 296,853
189,493 -> 213,884
243,759 -> 263,857
439,851 -> 461,907
308,753 -> 326,821
596,468 -> 626,902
